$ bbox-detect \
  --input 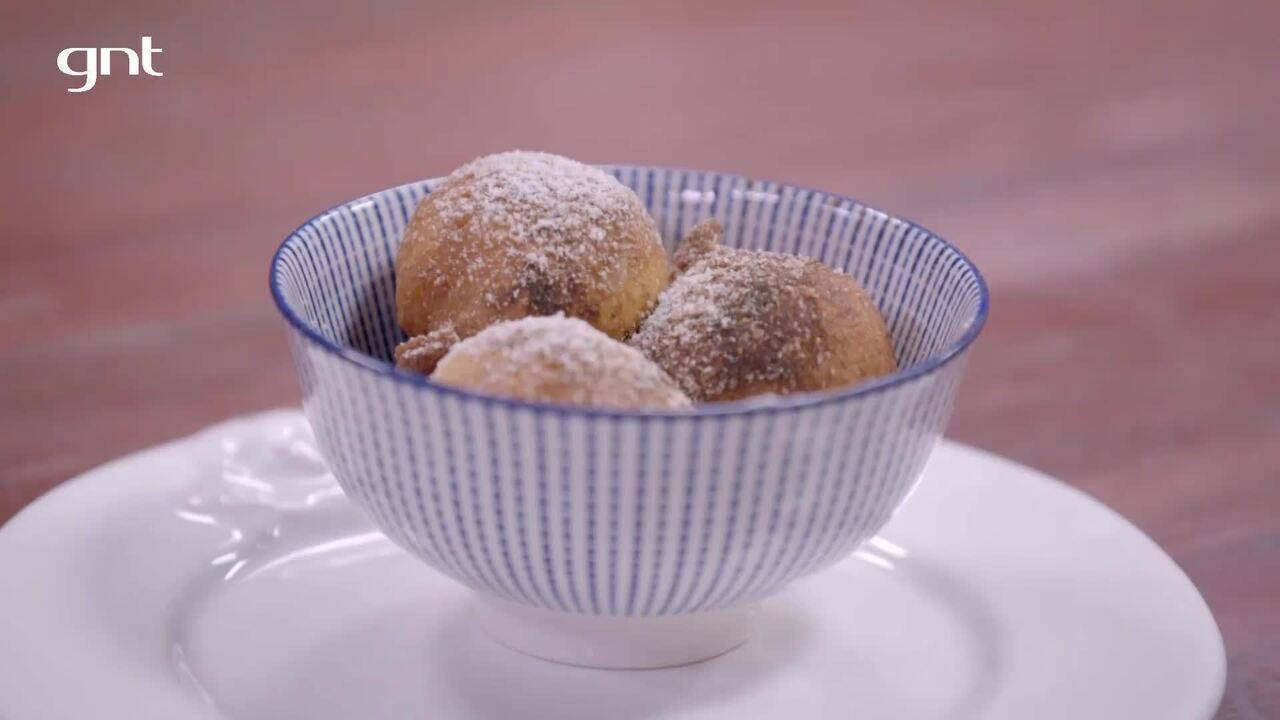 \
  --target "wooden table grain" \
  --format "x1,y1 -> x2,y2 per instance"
1,1 -> 1276,716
